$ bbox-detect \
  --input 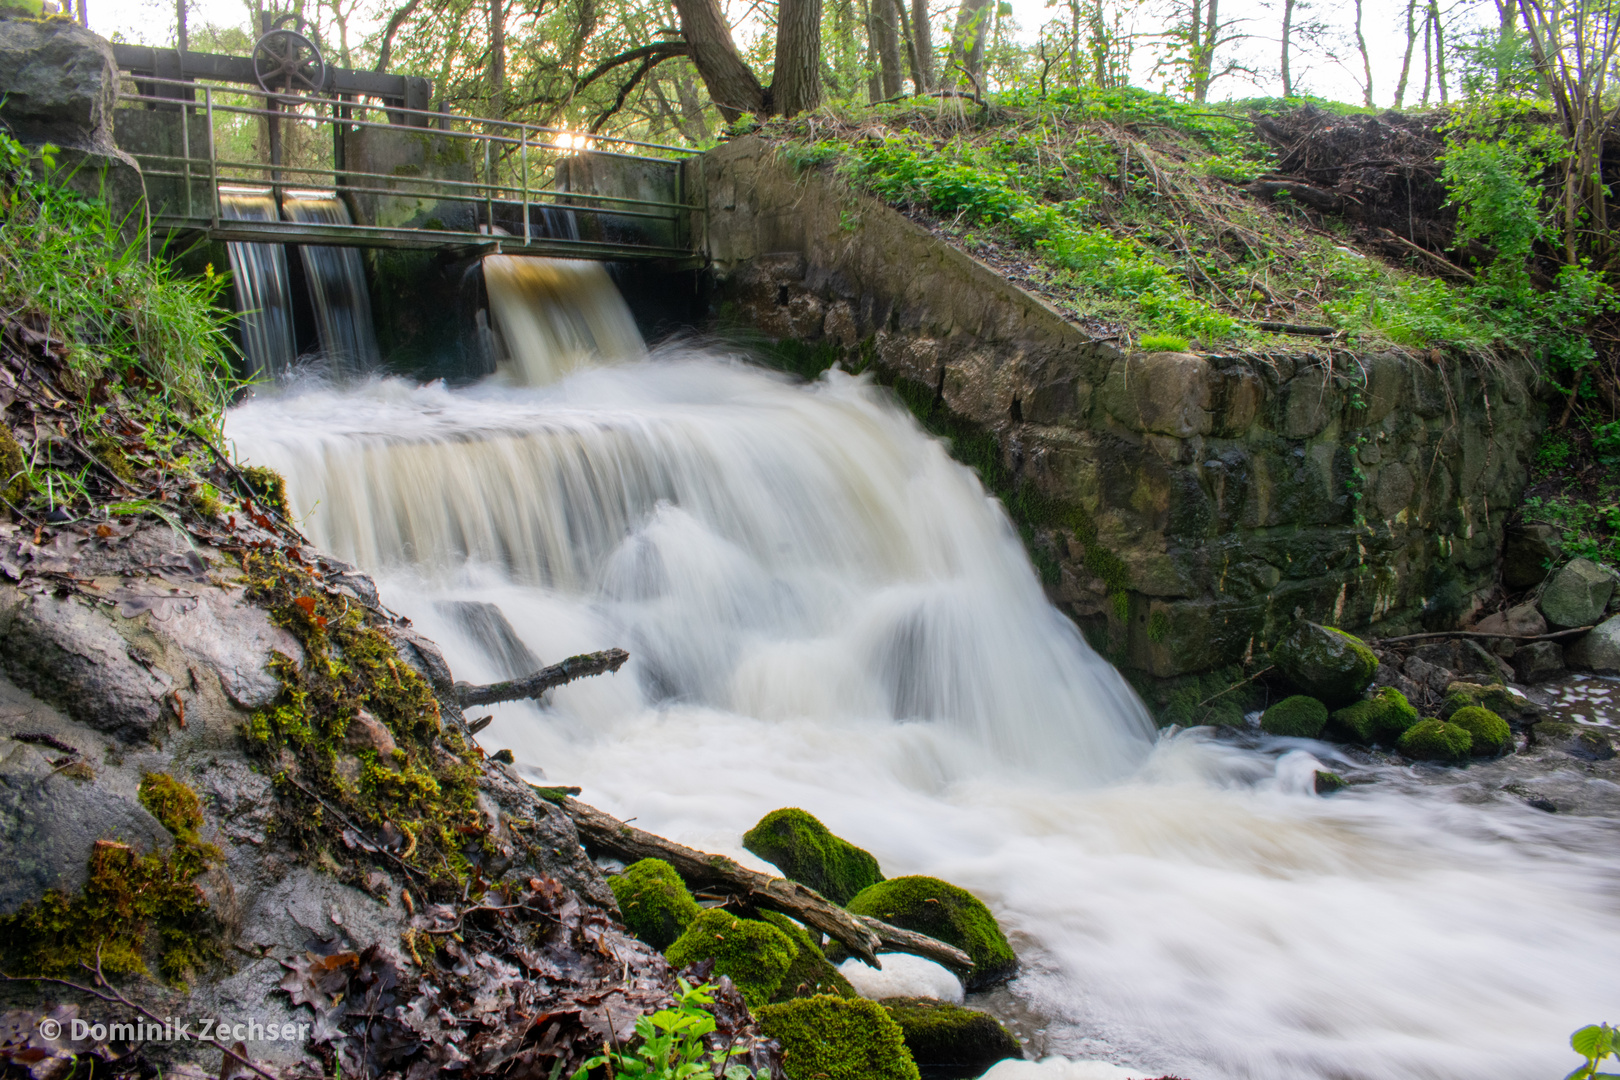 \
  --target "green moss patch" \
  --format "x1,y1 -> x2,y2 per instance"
1260,695 -> 1329,738
1448,706 -> 1511,756
609,858 -> 700,951
845,876 -> 1016,990
743,808 -> 884,905
664,909 -> 796,1007
138,772 -> 205,840
1331,686 -> 1419,745
239,465 -> 290,519
759,911 -> 857,1002
1273,622 -> 1379,706
756,995 -> 921,1080
241,550 -> 487,898
880,997 -> 1022,1071
1398,718 -> 1473,762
